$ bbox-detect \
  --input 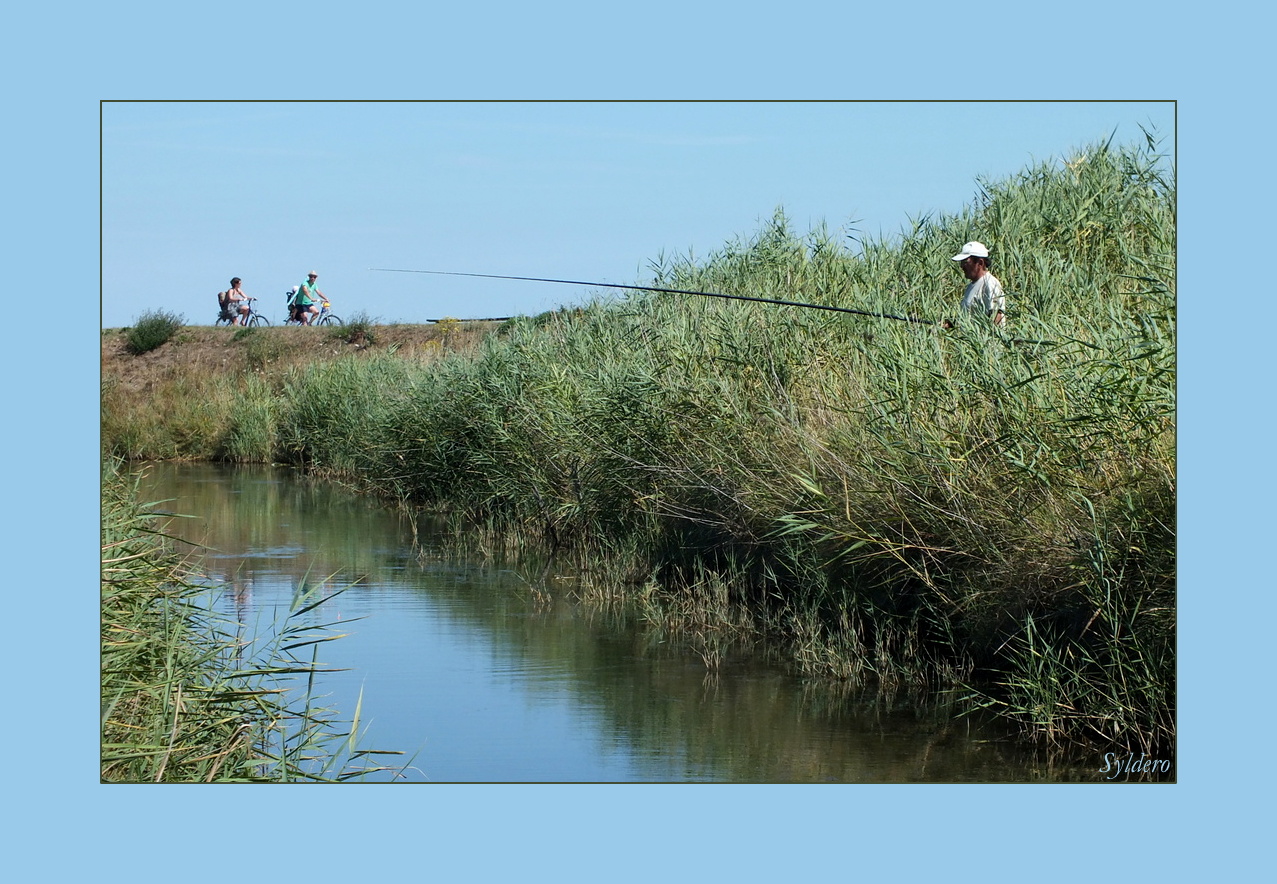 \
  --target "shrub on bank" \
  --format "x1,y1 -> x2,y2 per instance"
125,310 -> 185,355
